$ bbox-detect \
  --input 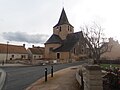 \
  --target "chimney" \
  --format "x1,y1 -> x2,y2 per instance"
32,45 -> 34,48
23,44 -> 25,47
